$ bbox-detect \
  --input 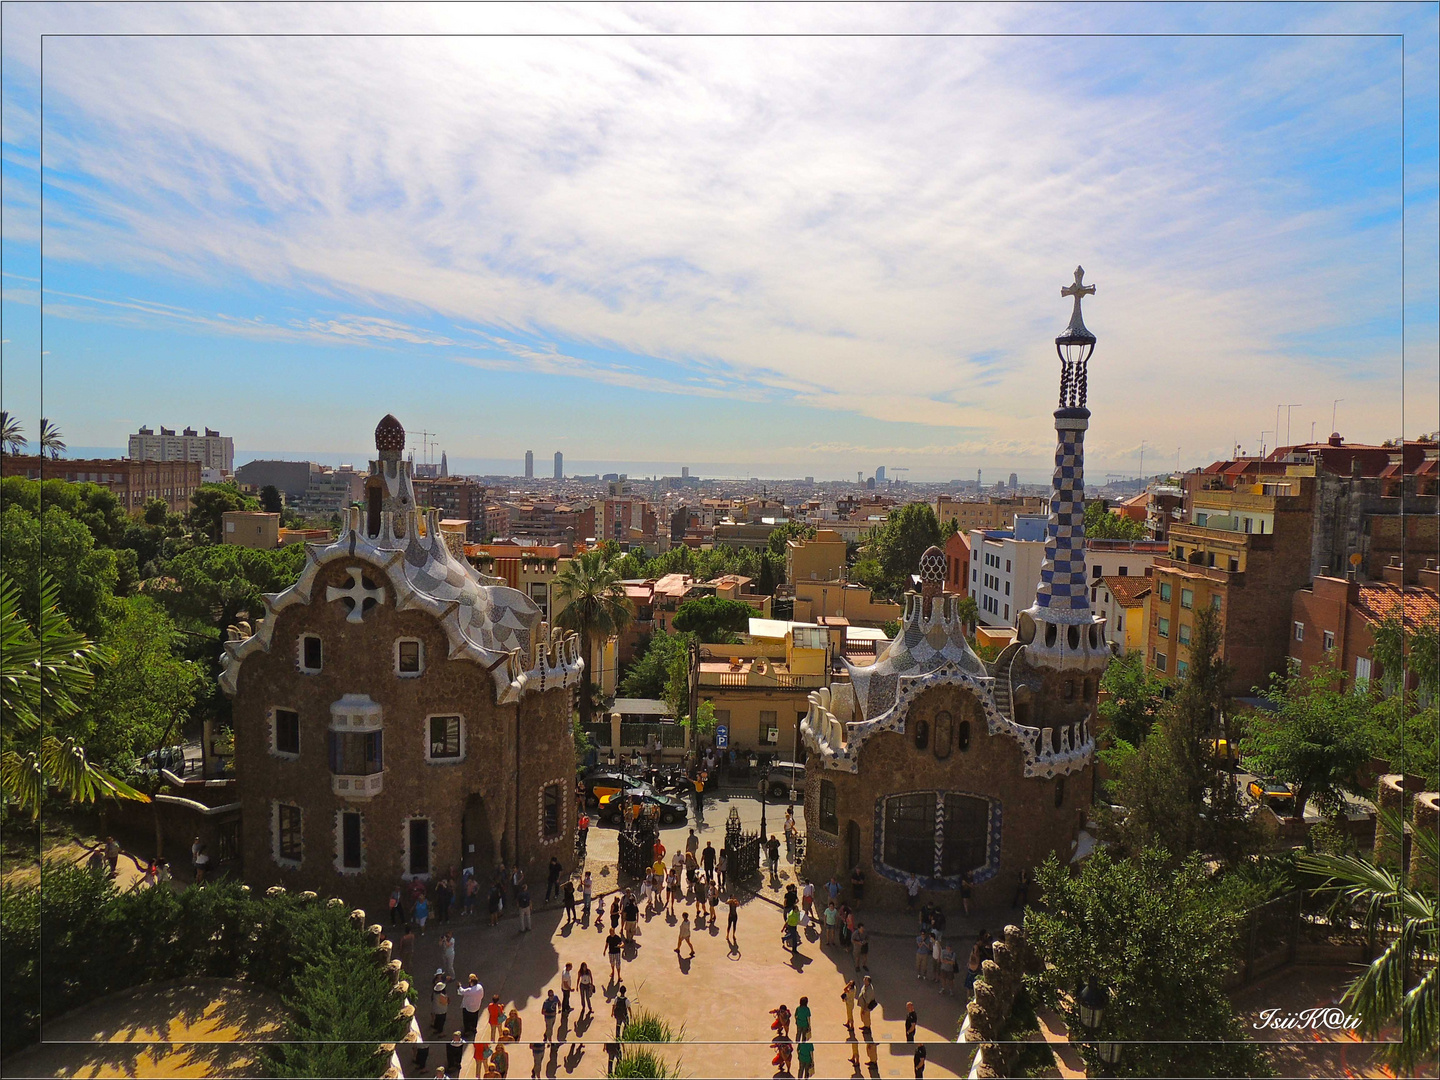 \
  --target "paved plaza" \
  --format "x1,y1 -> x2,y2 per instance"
404,791 -> 991,1078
